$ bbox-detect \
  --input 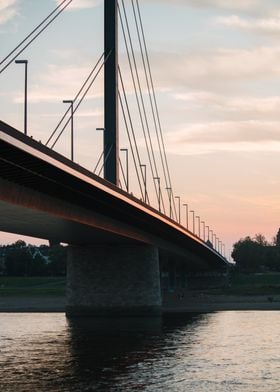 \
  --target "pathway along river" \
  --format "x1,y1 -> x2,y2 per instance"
1,311 -> 280,391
